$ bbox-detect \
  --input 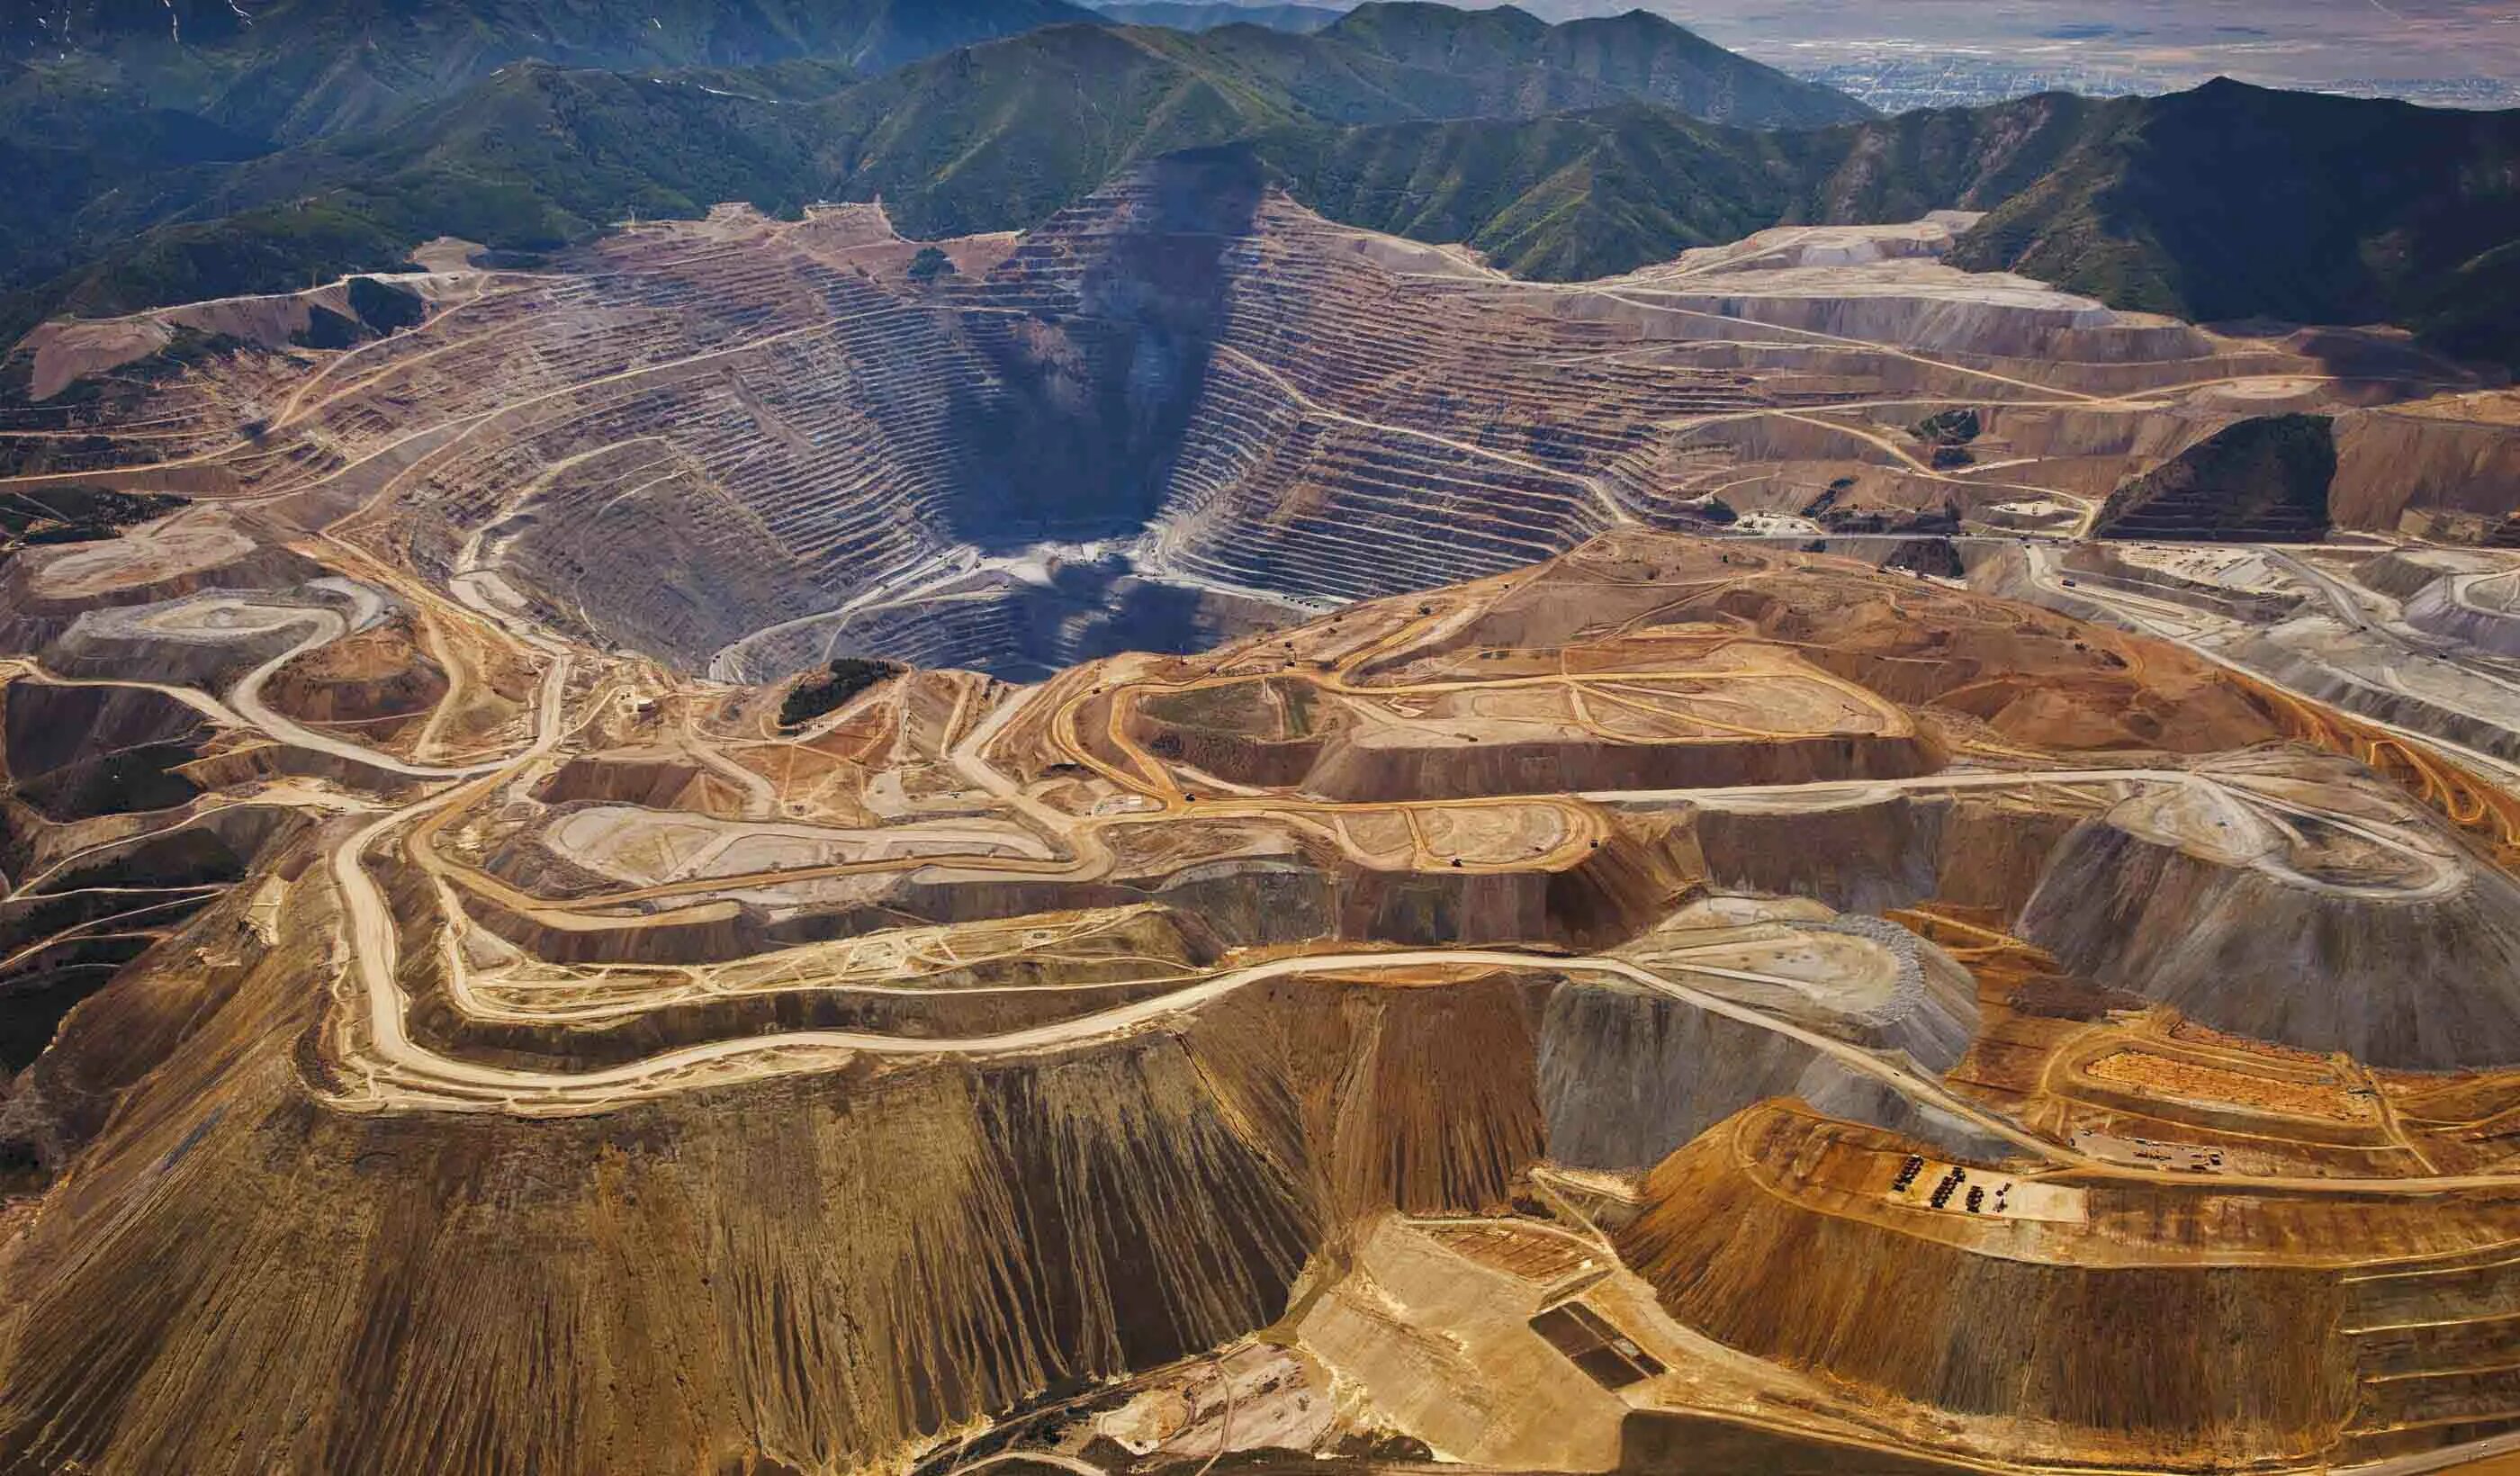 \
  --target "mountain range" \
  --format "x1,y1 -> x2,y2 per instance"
1949,78 -> 2520,364
3,0 -> 2515,366
1089,2 -> 1347,32
3,0 -> 1101,140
